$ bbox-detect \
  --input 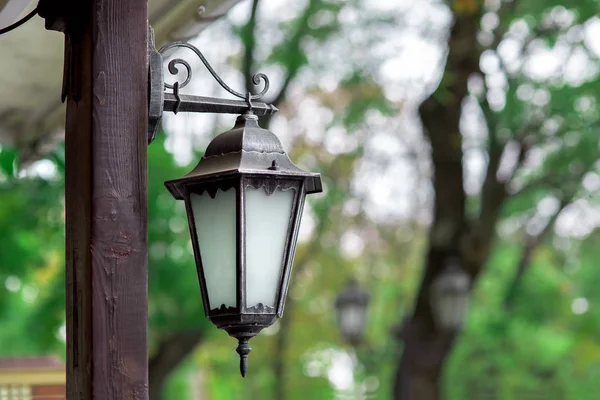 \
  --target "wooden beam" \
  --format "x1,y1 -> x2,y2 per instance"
64,0 -> 148,399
